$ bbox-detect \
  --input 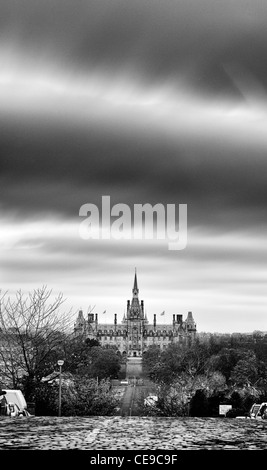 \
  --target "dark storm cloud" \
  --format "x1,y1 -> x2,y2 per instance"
1,100 -> 267,234
1,1 -> 267,333
1,0 -> 267,95
1,0 -> 267,224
